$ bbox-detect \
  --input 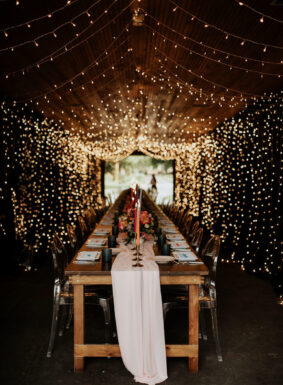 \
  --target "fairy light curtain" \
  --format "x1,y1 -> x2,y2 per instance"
0,100 -> 102,252
176,91 -> 282,298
